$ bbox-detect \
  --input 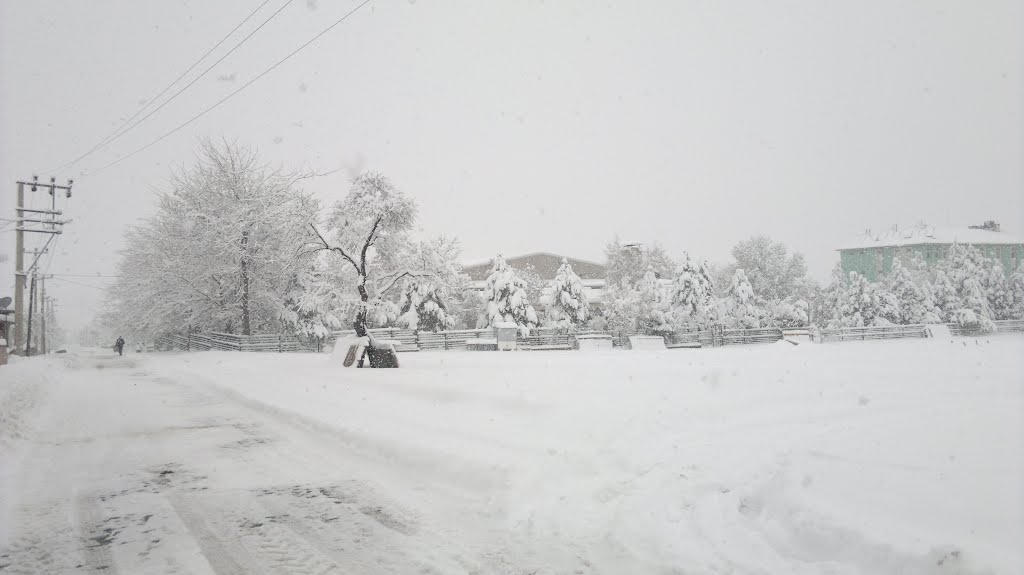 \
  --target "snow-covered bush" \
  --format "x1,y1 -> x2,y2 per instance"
480,254 -> 538,335
764,299 -> 808,328
546,259 -> 590,328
